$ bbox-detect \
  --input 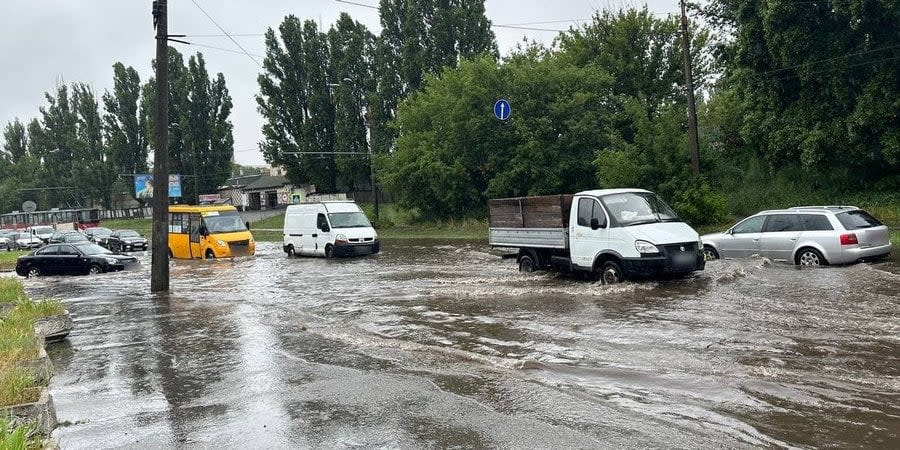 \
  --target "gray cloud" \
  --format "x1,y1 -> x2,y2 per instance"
0,0 -> 677,166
